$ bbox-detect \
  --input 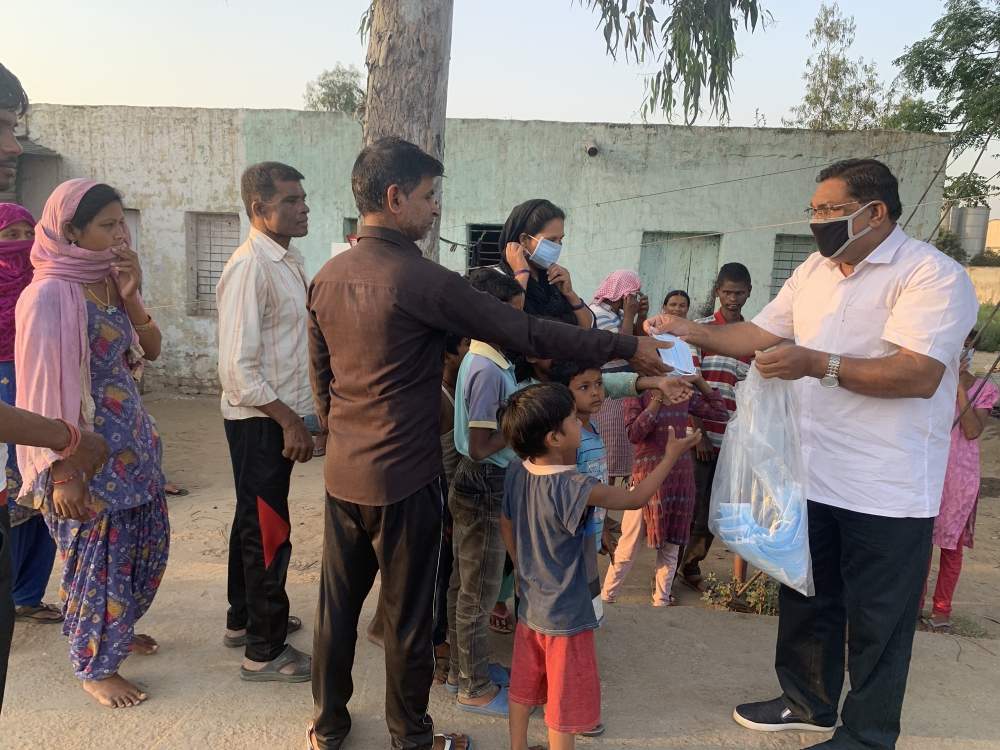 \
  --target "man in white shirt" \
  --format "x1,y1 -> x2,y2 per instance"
649,159 -> 978,750
217,162 -> 314,683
